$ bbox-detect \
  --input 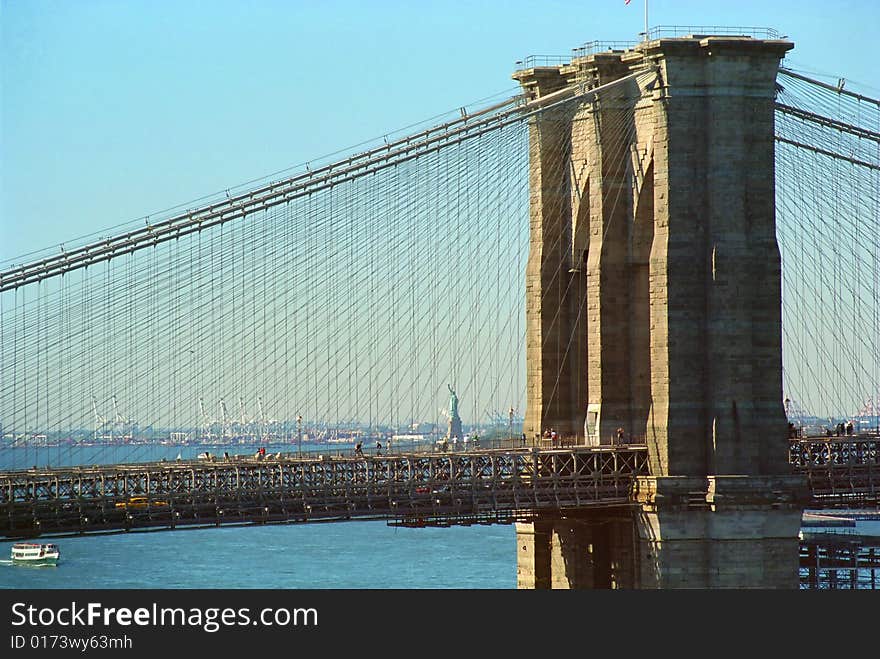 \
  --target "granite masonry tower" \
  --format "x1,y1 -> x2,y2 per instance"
513,33 -> 808,588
